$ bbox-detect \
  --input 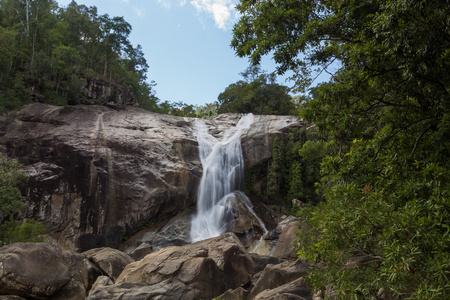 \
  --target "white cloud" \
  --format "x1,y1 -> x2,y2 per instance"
158,0 -> 172,9
190,0 -> 237,30
134,7 -> 145,17
180,0 -> 187,7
